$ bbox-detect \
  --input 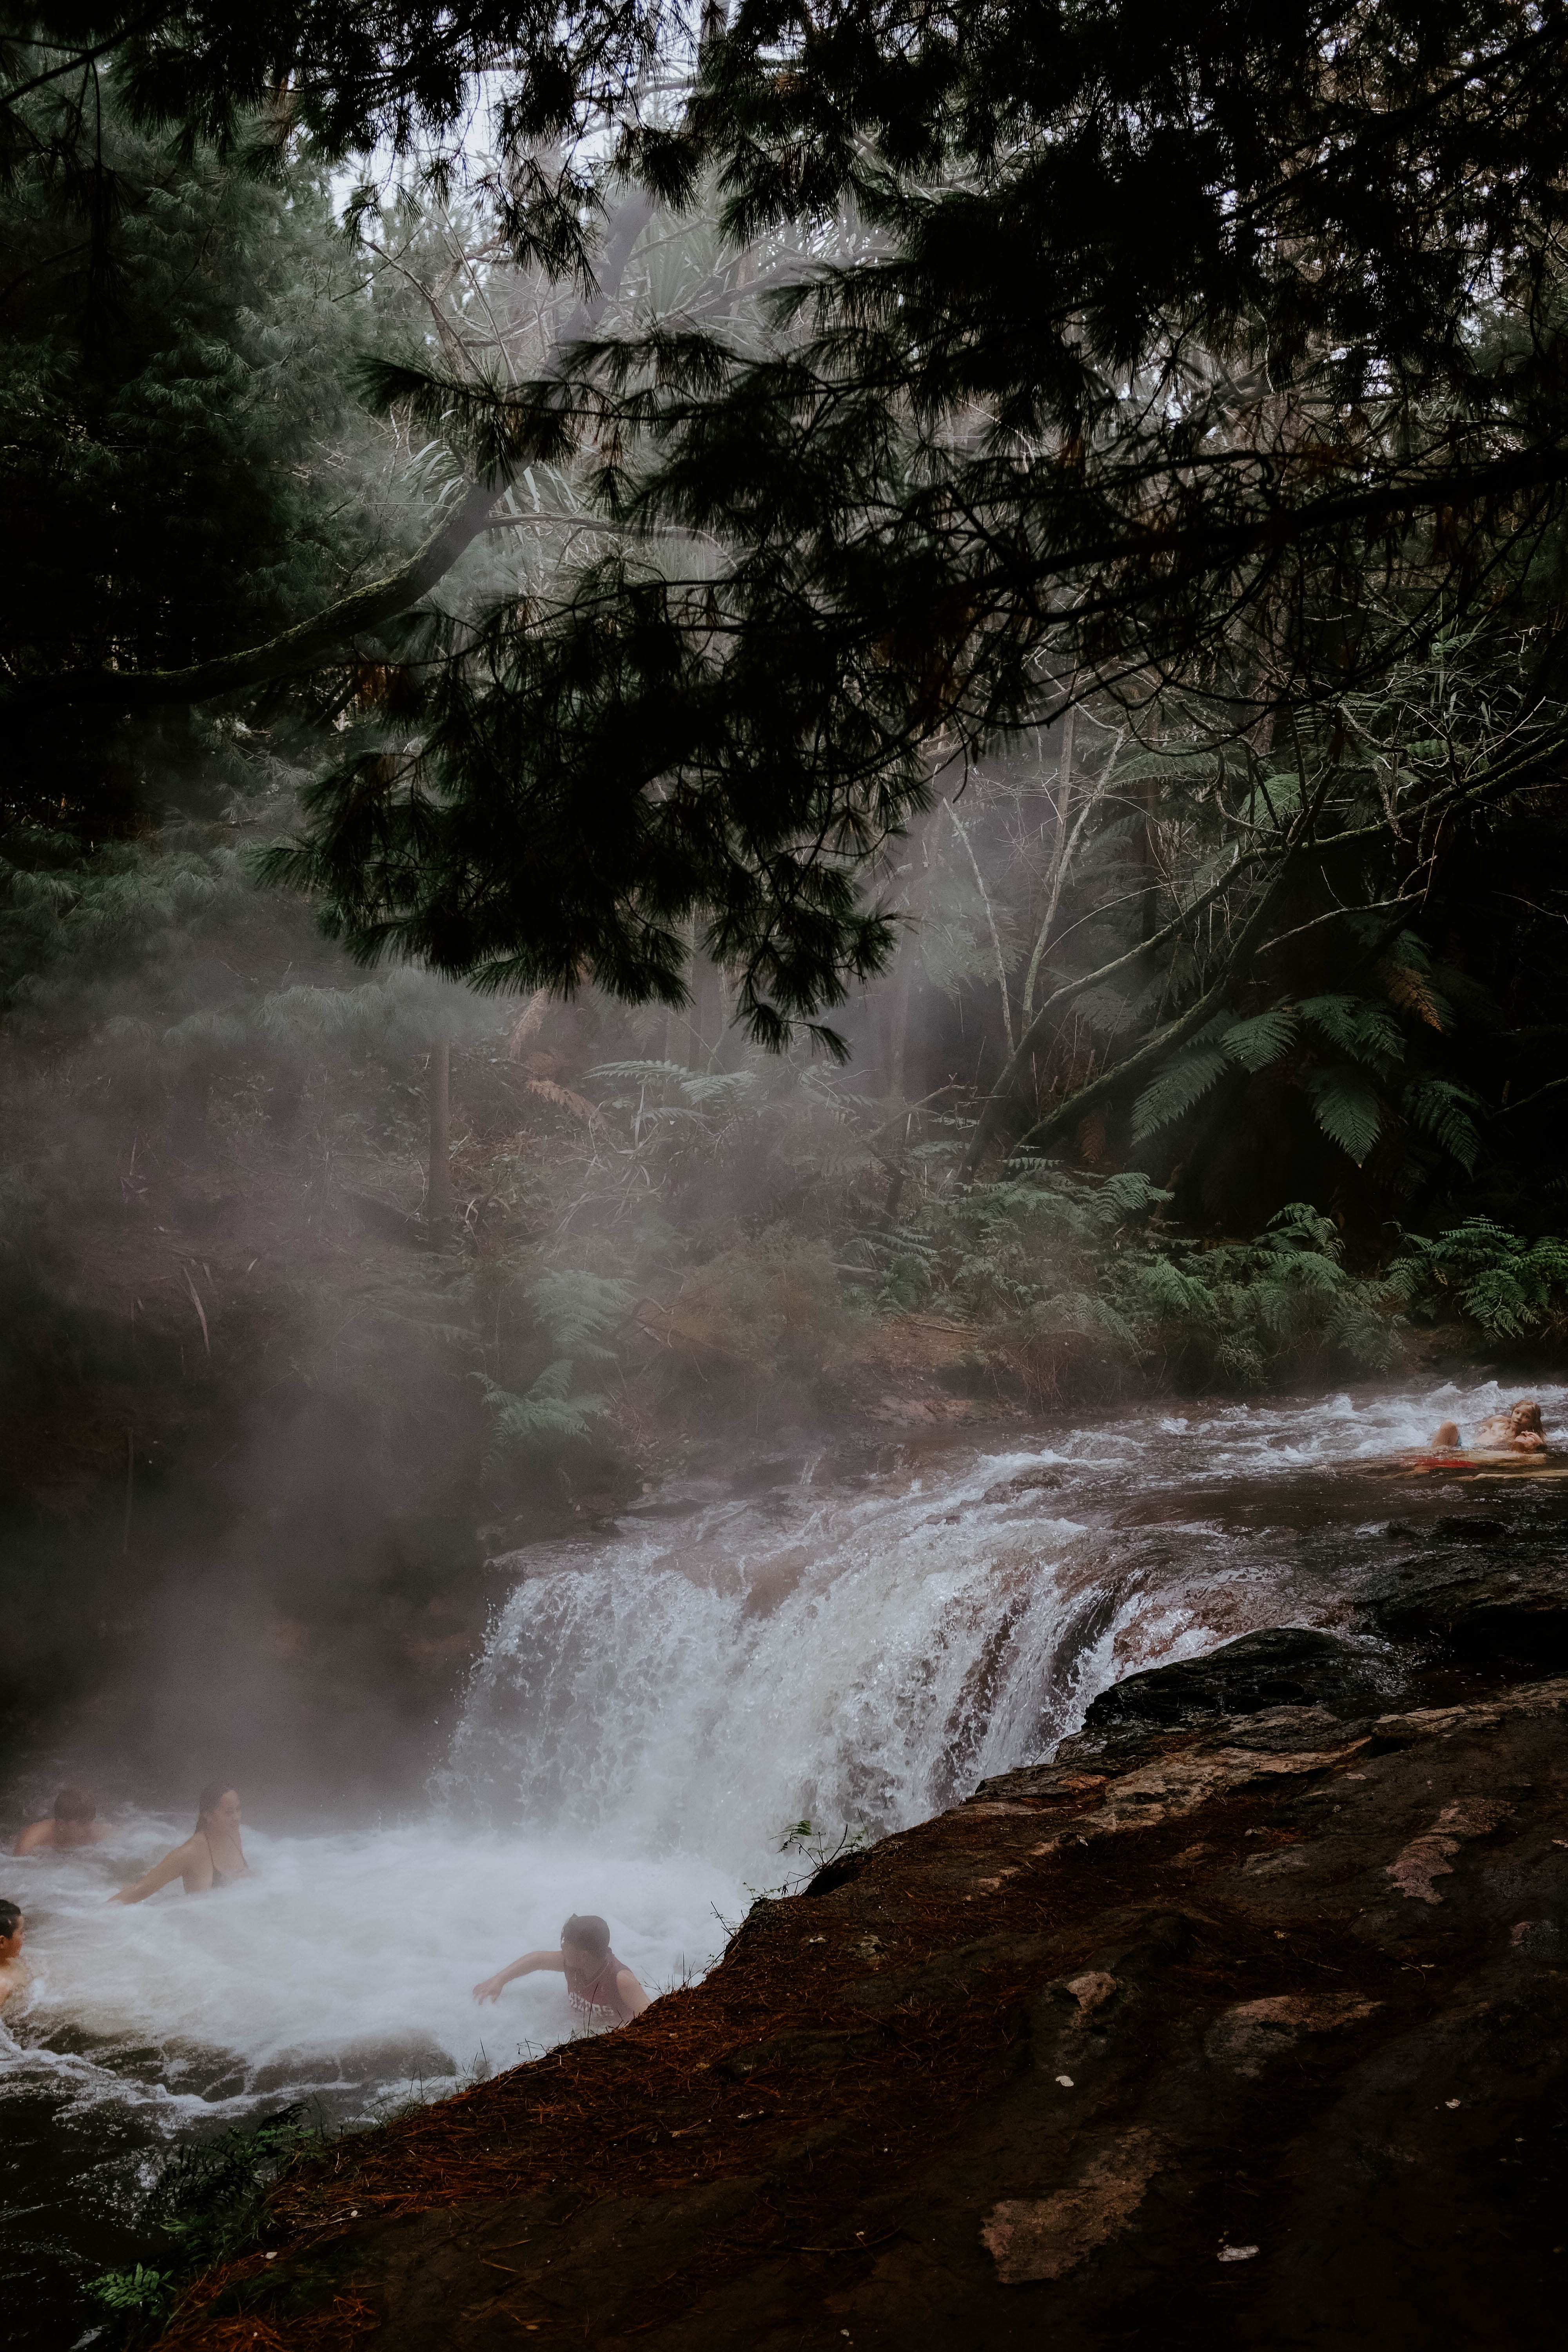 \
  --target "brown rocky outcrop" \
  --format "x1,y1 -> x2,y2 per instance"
158,1607 -> 1568,2352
